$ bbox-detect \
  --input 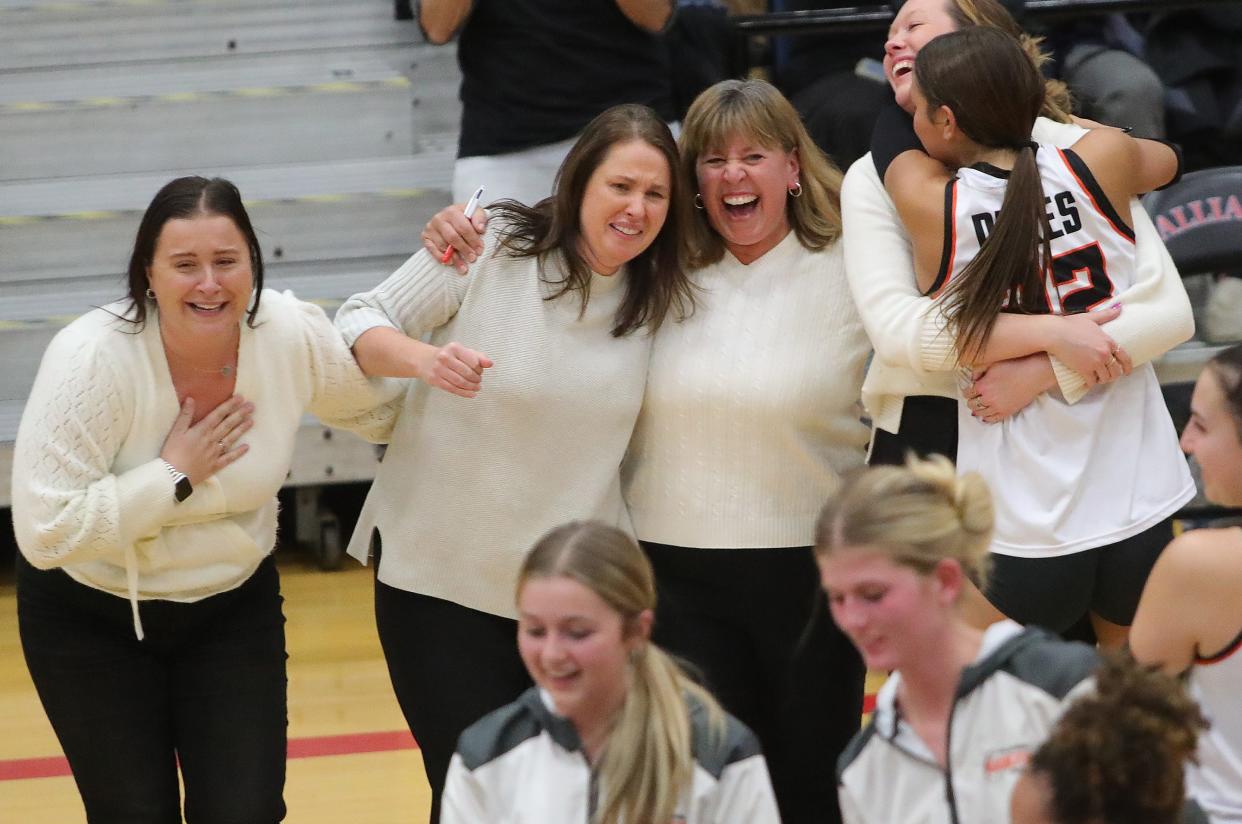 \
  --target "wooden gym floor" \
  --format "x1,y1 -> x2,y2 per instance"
0,550 -> 434,824
0,547 -> 883,823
